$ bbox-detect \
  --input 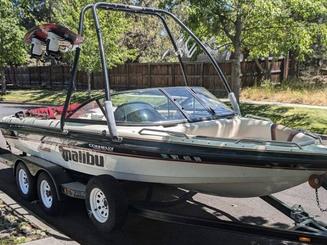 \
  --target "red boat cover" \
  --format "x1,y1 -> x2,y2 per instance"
26,103 -> 80,119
